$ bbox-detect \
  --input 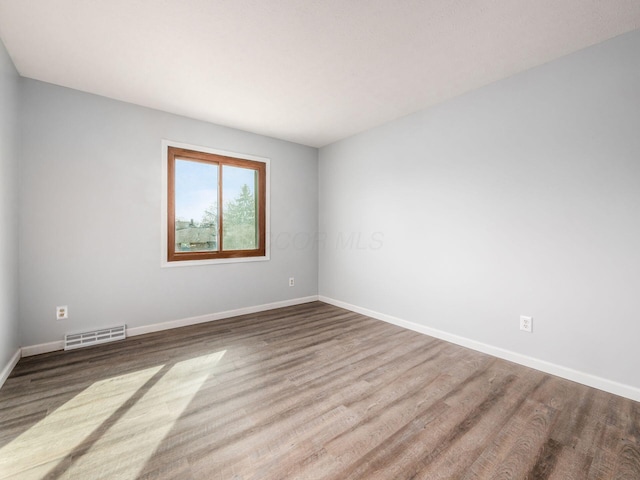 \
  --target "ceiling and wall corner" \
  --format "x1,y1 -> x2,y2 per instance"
0,1 -> 639,147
